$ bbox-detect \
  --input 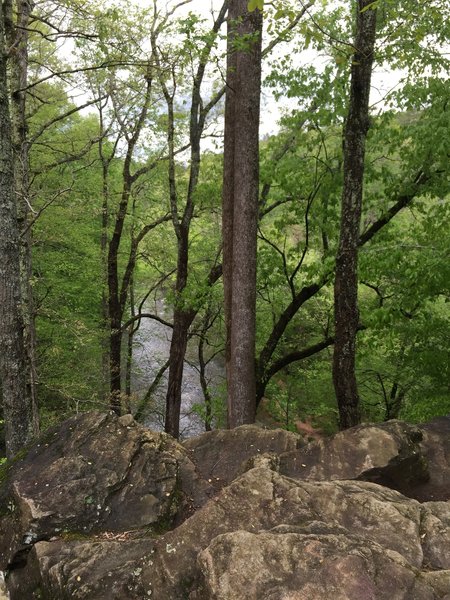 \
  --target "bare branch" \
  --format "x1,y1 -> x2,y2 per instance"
29,95 -> 107,144
120,312 -> 173,332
